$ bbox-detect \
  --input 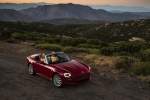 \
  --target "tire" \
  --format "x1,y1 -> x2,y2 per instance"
28,64 -> 35,75
53,74 -> 62,87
